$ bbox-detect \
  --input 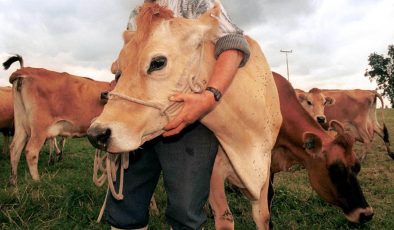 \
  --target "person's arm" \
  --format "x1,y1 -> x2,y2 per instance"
163,49 -> 242,136
163,0 -> 249,136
